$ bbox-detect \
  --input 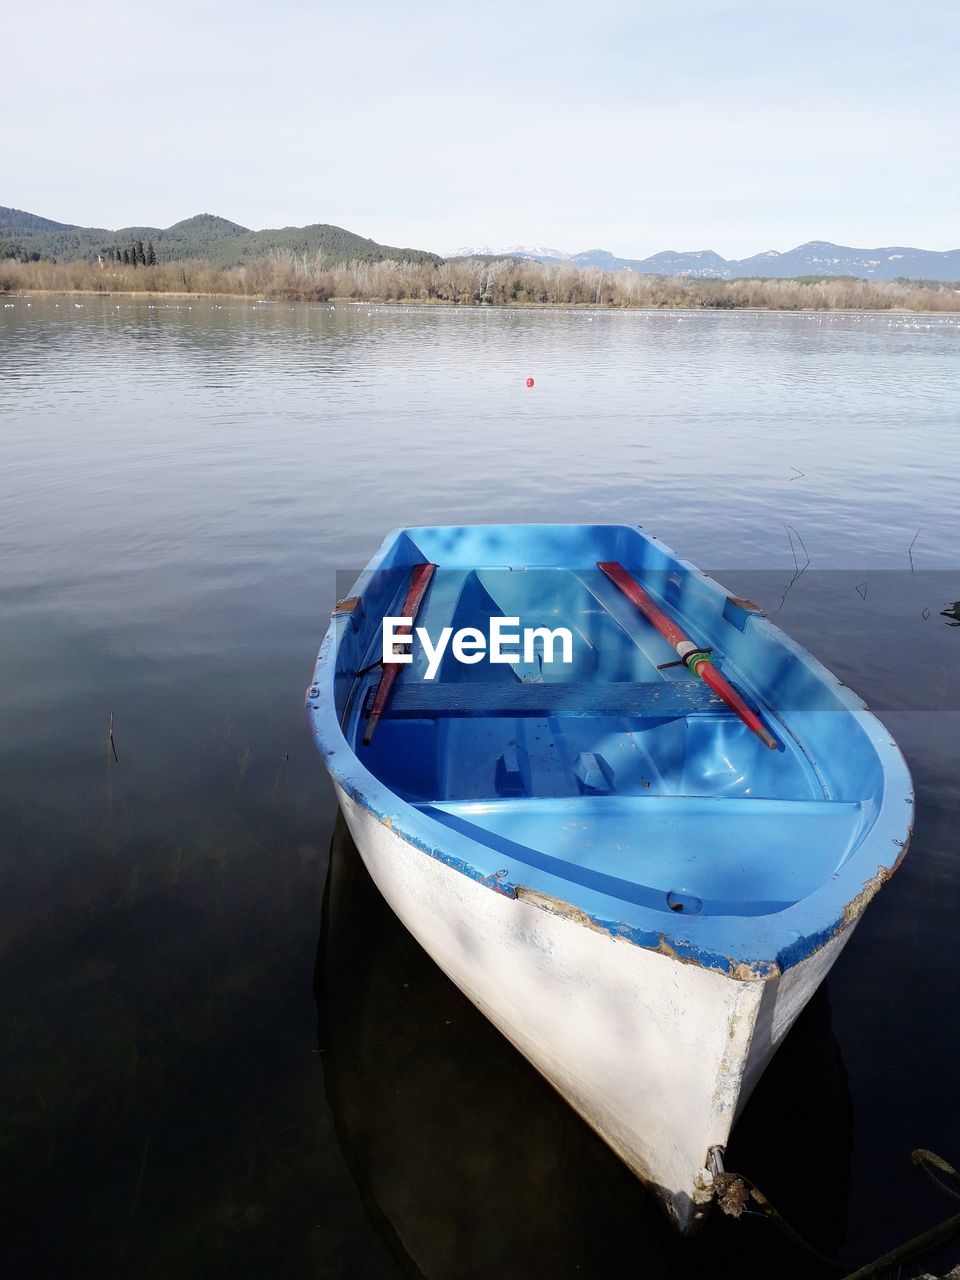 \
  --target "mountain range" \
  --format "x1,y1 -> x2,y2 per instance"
0,207 -> 440,270
449,241 -> 960,283
3,205 -> 960,282
446,243 -> 570,262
